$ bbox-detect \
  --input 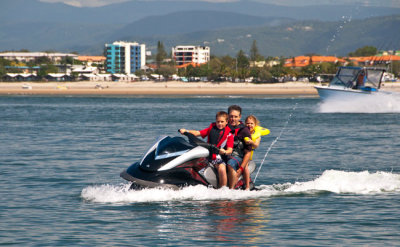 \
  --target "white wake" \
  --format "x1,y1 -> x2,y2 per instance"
318,92 -> 400,113
284,170 -> 400,194
81,170 -> 400,204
